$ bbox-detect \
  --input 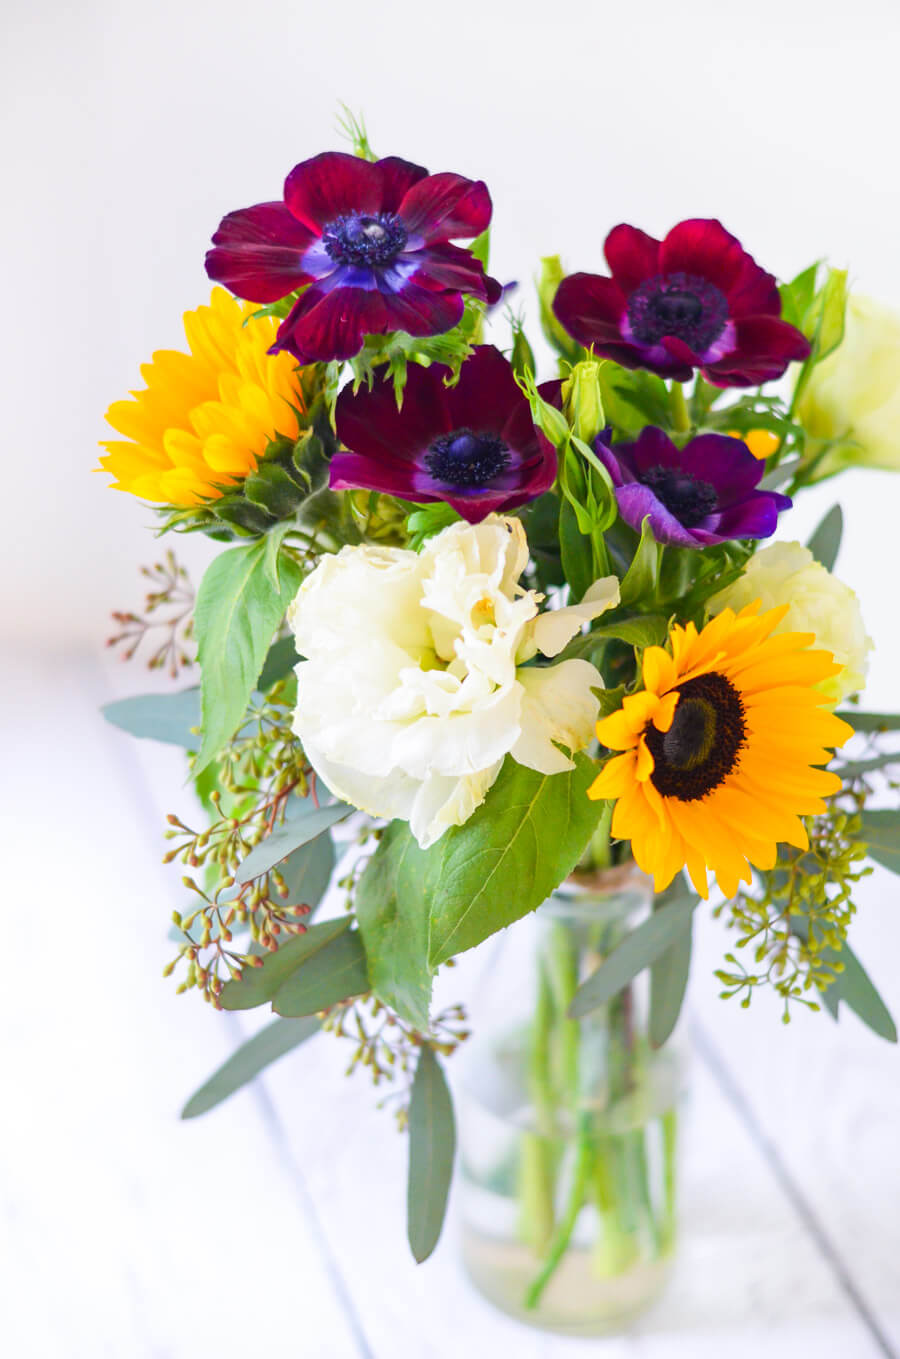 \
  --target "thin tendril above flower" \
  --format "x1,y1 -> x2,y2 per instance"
205,151 -> 502,364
